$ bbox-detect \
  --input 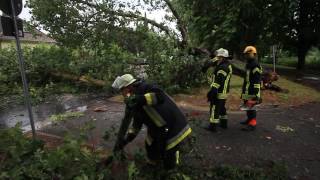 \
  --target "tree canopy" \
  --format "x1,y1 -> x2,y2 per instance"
27,0 -> 320,69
